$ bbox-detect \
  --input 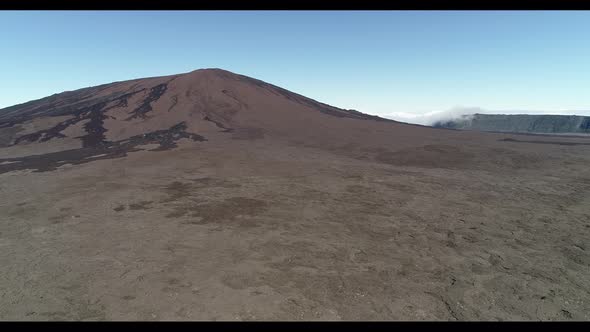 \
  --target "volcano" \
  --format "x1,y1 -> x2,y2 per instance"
1,69 -> 589,321
0,69 -> 395,165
